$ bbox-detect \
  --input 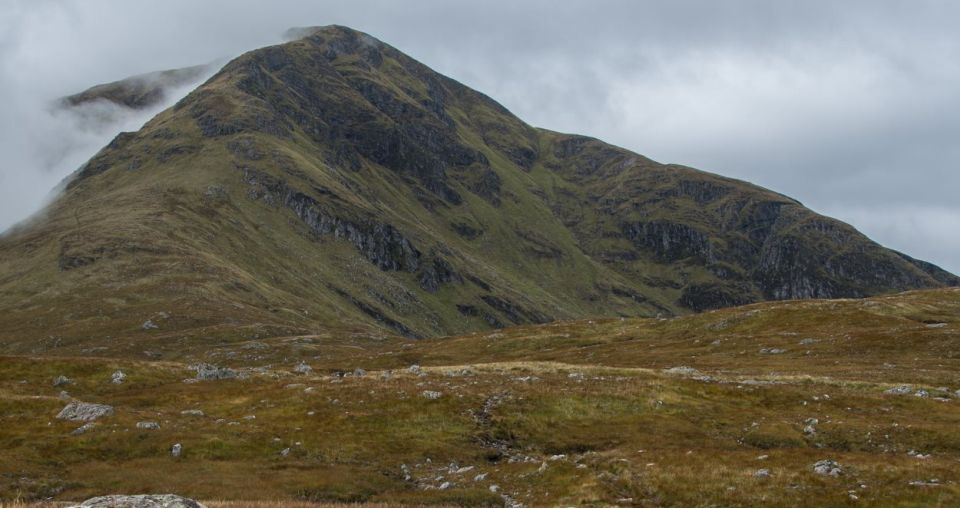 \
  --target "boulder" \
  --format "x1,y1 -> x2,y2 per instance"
68,494 -> 204,508
193,363 -> 237,380
813,459 -> 843,476
292,361 -> 313,375
57,401 -> 114,422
